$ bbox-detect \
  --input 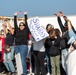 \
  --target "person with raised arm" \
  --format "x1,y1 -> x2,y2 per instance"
2,19 -> 16,75
14,12 -> 30,75
54,11 -> 75,74
66,19 -> 76,75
